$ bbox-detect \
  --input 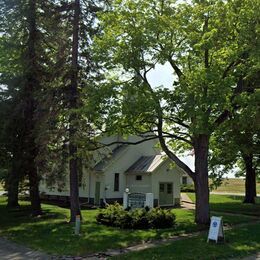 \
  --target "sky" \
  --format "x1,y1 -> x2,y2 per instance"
146,63 -> 236,178
146,62 -> 174,89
